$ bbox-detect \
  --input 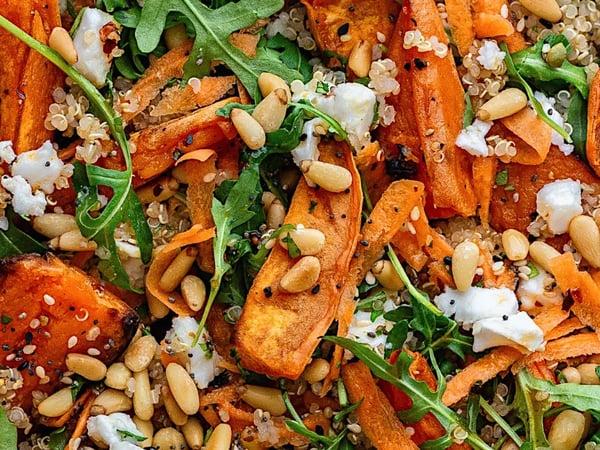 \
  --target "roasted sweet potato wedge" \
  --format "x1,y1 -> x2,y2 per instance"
0,254 -> 139,411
